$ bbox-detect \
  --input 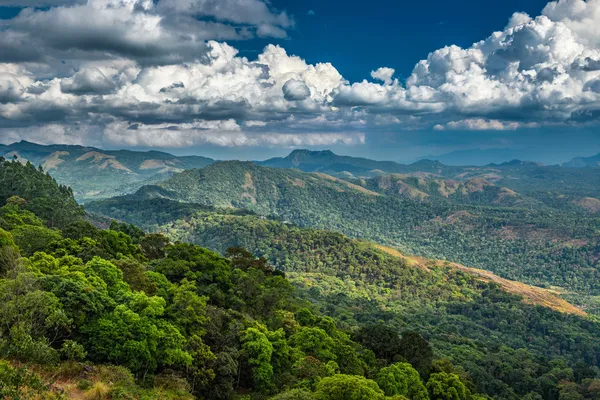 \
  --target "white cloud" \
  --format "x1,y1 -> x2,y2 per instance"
2,0 -> 600,148
434,118 -> 535,131
370,67 -> 395,85
103,120 -> 365,147
282,79 -> 311,101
